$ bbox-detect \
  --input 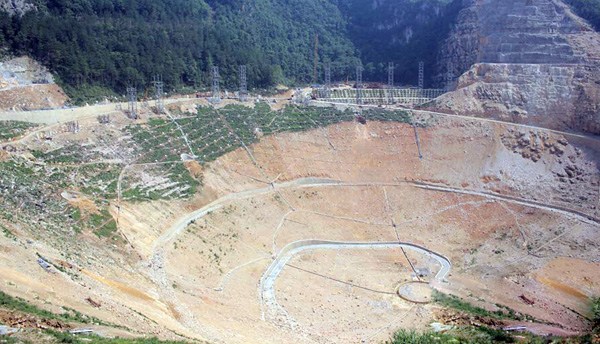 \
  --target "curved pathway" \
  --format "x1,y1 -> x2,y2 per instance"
258,239 -> 451,329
